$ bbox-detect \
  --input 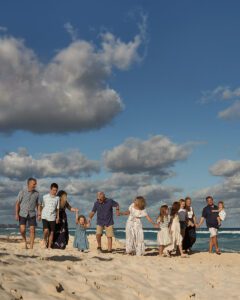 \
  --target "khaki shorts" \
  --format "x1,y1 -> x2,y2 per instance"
209,227 -> 218,237
96,225 -> 114,237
